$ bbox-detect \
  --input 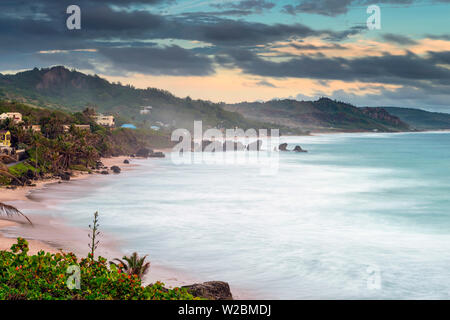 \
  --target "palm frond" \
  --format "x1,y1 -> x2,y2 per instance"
0,202 -> 32,225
